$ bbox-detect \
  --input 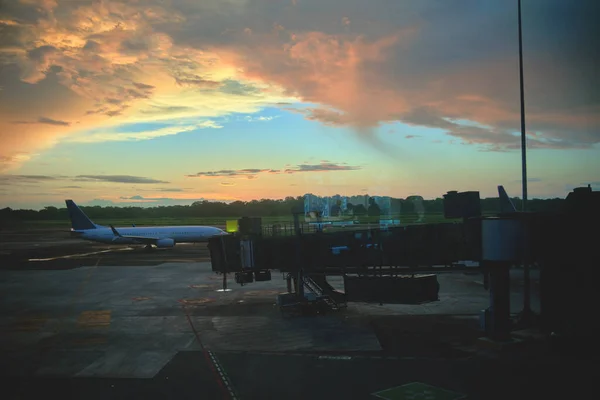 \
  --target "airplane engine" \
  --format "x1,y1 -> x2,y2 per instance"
156,238 -> 175,248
